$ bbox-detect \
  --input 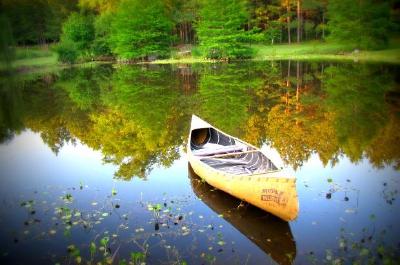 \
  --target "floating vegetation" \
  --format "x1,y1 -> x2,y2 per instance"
3,175 -> 399,265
